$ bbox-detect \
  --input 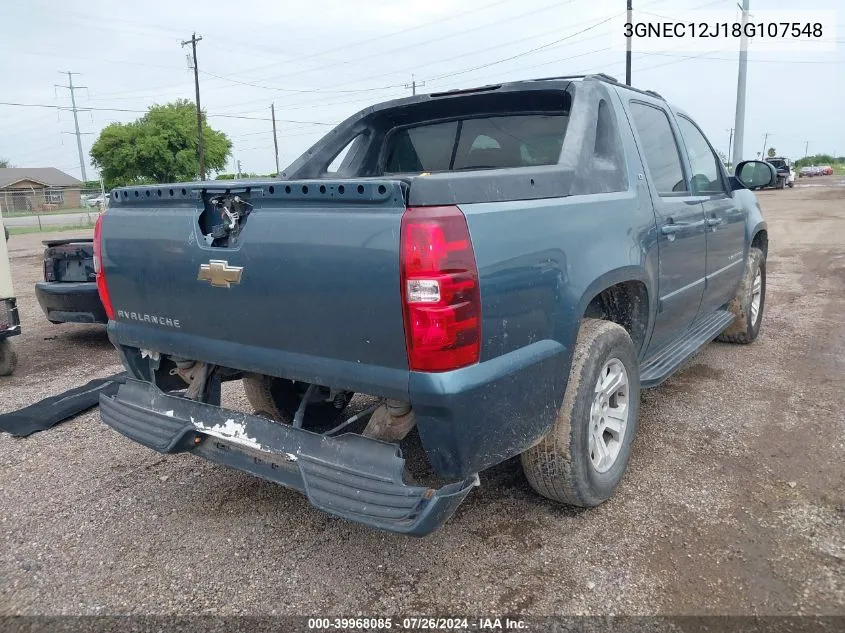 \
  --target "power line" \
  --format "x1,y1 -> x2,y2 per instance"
0,101 -> 333,125
211,9 -> 624,116
198,70 -> 405,94
637,51 -> 845,64
204,0 -> 524,82
425,12 -> 621,83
